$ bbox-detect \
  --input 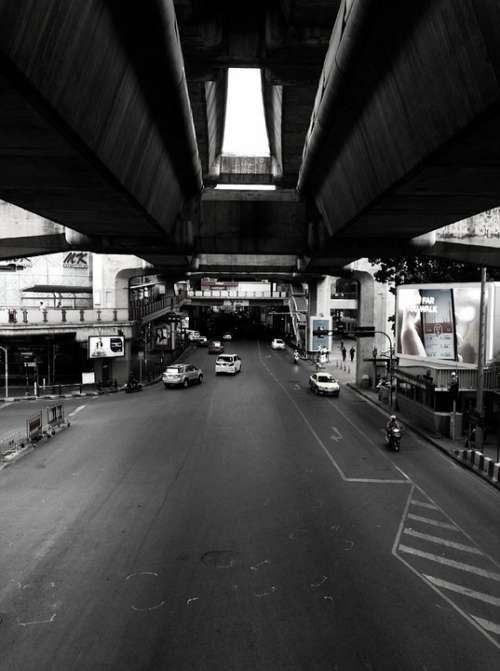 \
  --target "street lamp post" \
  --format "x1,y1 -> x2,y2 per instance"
0,345 -> 8,400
